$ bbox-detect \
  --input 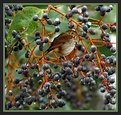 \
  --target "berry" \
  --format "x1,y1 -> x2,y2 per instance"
33,15 -> 38,21
38,80 -> 42,85
88,29 -> 96,35
110,47 -> 116,53
43,64 -> 50,70
44,82 -> 51,88
110,98 -> 116,105
54,74 -> 60,81
78,15 -> 83,22
89,53 -> 96,60
102,24 -> 108,30
47,19 -> 53,25
110,89 -> 116,95
100,6 -> 108,13
54,18 -> 60,26
67,12 -> 73,17
56,83 -> 61,89
32,72 -> 38,77
15,34 -> 21,40
90,45 -> 97,53
68,22 -> 74,29
8,90 -> 13,96
14,5 -> 19,11
6,10 -> 13,16
36,39 -> 42,45
53,64 -> 58,69
86,22 -> 91,28
109,78 -> 115,84
58,101 -> 65,107
35,31 -> 40,37
83,11 -> 89,17
42,13 -> 48,19
82,17 -> 88,23
25,51 -> 30,58
18,6 -> 23,10
95,6 -> 101,11
71,8 -> 78,14
98,74 -> 104,80
105,37 -> 111,42
94,67 -> 100,74
39,45 -> 43,51
77,66 -> 82,71
84,54 -> 90,59
65,67 -> 73,75
6,102 -> 12,109
12,30 -> 17,37
76,44 -> 82,50
5,18 -> 11,24
83,25 -> 88,32
104,99 -> 109,104
62,61 -> 68,67
44,37 -> 49,43
46,55 -> 50,60
81,46 -> 85,52
39,71 -> 44,77
21,64 -> 27,70
5,6 -> 9,10
18,44 -> 23,50
13,46 -> 19,51
109,5 -> 113,10
82,6 -> 87,13
81,32 -> 87,37
110,26 -> 116,32
55,26 -> 60,32
105,93 -> 111,99
14,95 -> 20,102
14,79 -> 20,84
